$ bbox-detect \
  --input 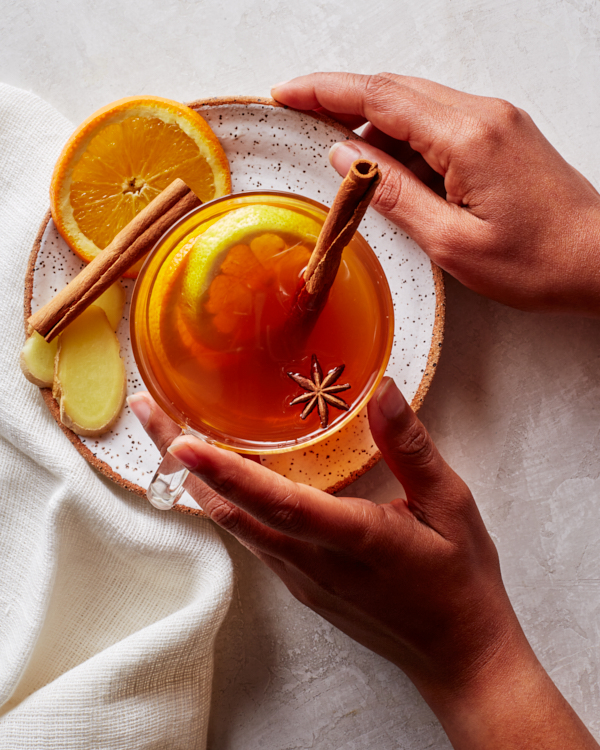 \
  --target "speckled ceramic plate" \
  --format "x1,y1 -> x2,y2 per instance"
24,97 -> 444,514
